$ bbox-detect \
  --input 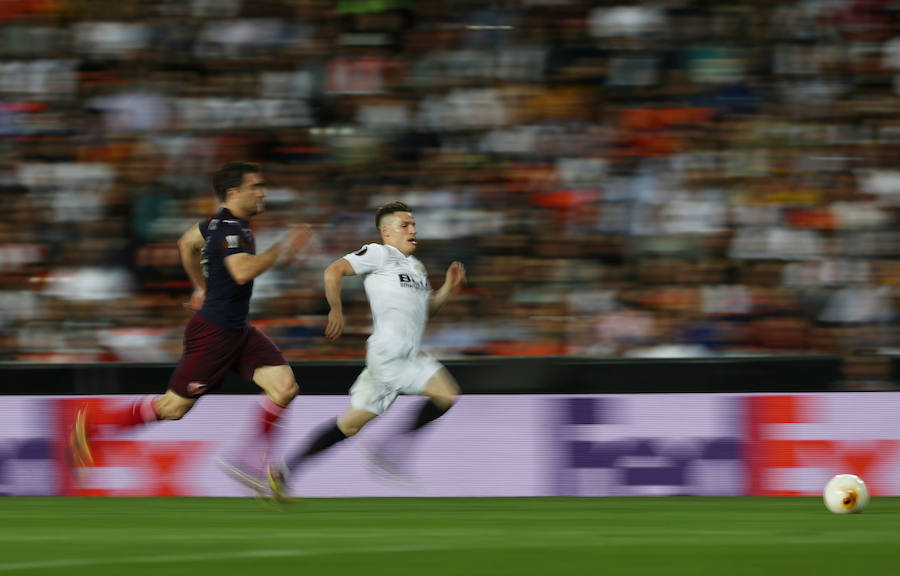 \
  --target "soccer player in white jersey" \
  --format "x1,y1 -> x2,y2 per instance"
268,201 -> 465,497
